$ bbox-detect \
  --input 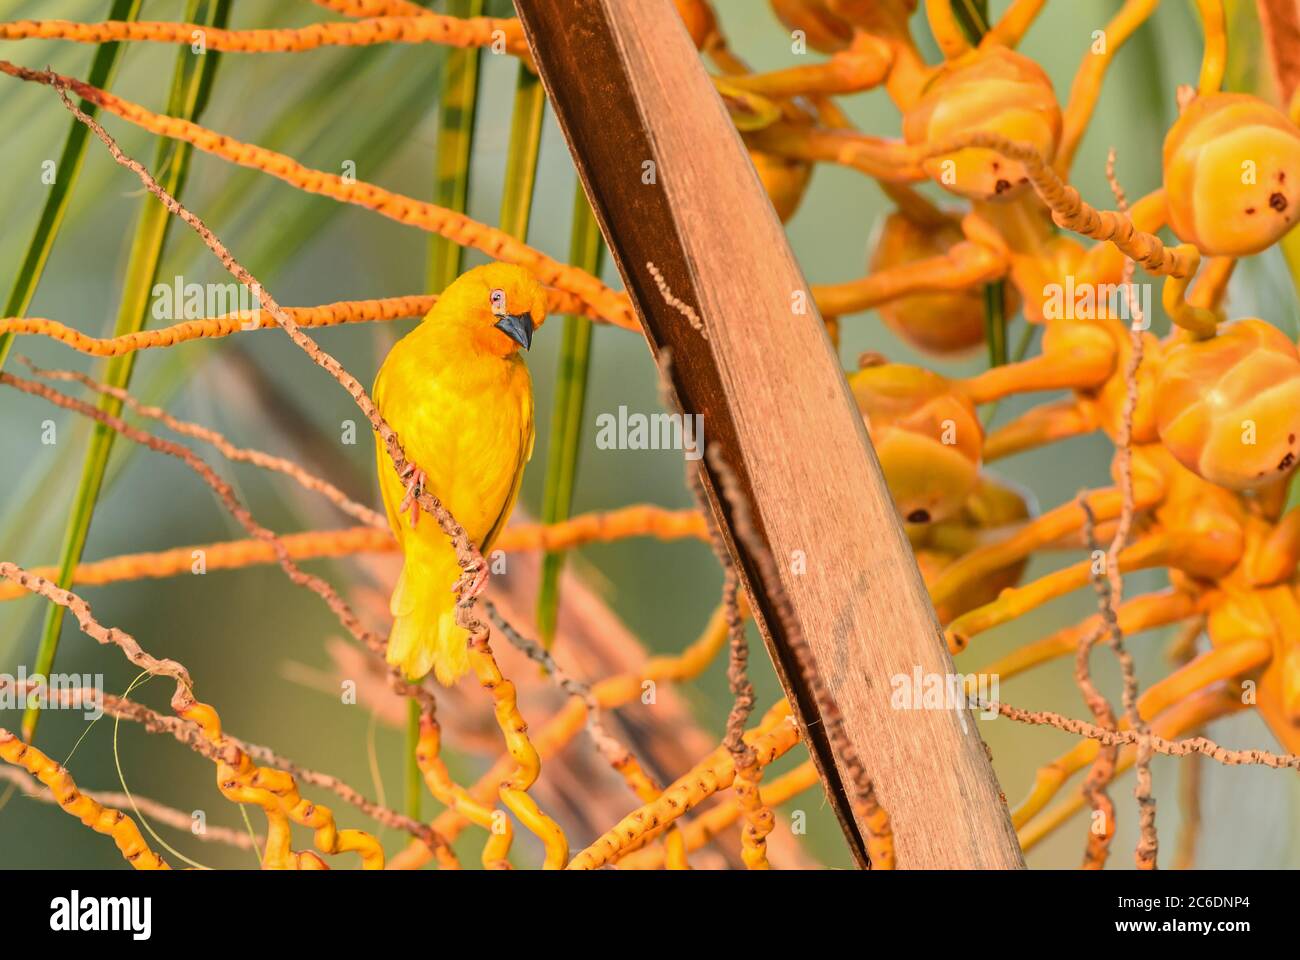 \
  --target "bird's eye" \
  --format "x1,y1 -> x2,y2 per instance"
490,288 -> 506,312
